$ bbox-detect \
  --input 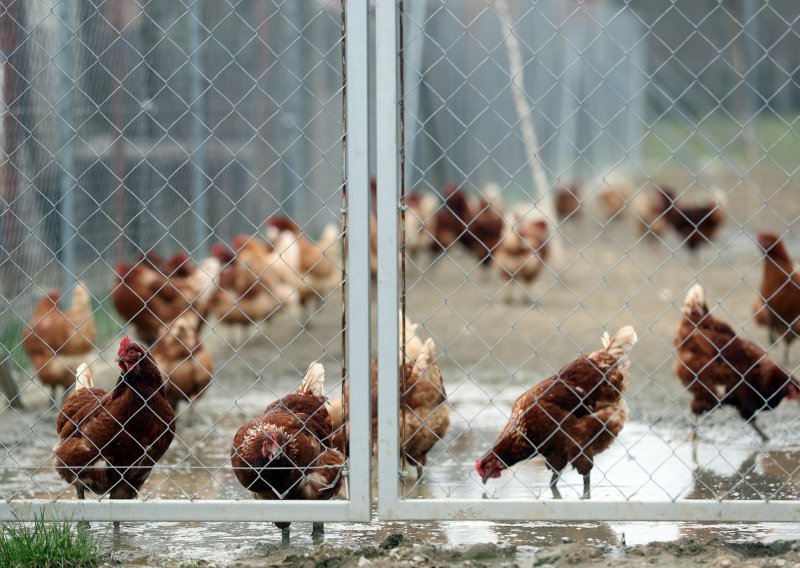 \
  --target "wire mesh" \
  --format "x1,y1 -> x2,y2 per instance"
0,0 -> 367,522
382,0 -> 800,514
